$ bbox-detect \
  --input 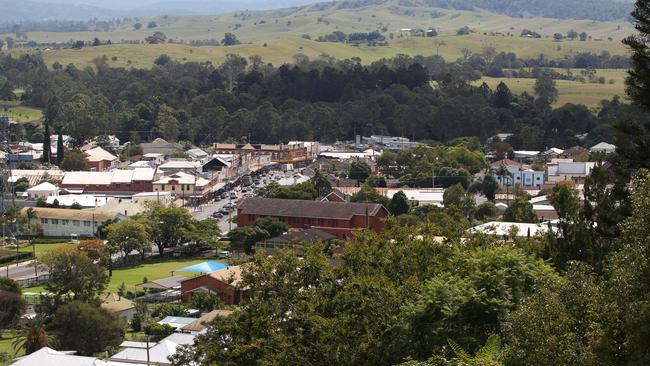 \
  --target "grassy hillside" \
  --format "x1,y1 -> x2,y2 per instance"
475,69 -> 628,107
39,34 -> 629,70
10,0 -> 633,45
